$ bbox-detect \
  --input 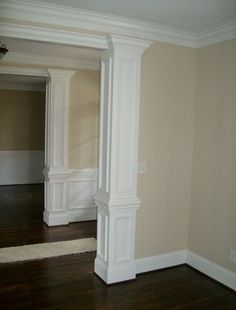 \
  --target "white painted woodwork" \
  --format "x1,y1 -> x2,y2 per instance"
1,0 -> 236,47
94,35 -> 151,284
43,69 -> 75,226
